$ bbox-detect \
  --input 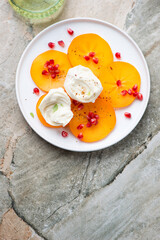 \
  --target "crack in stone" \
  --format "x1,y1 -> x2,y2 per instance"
144,40 -> 160,57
